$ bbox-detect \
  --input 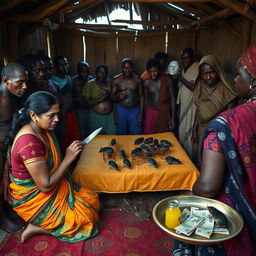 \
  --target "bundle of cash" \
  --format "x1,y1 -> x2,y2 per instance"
213,228 -> 230,235
191,207 -> 211,218
195,218 -> 214,238
175,215 -> 204,236
173,206 -> 229,239
180,208 -> 191,223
